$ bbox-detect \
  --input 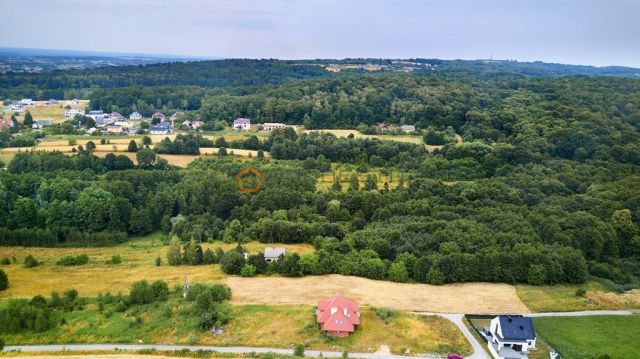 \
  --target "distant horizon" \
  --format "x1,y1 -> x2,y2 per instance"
2,46 -> 639,70
2,0 -> 639,68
